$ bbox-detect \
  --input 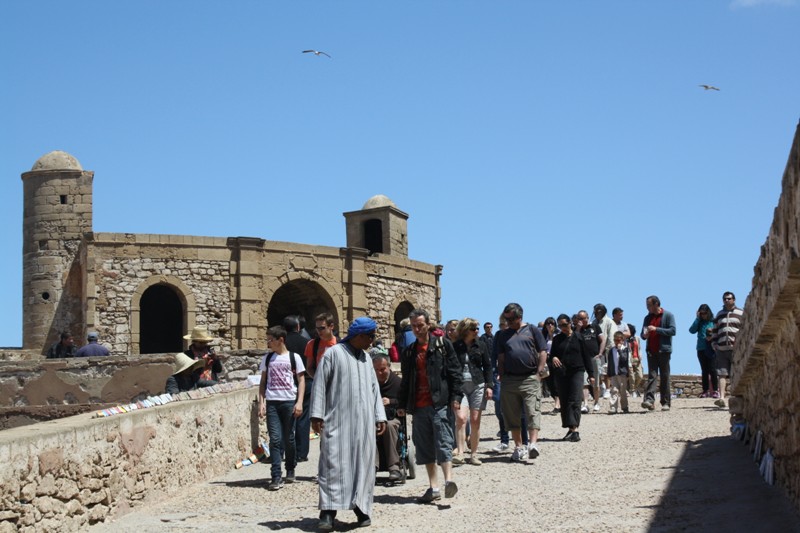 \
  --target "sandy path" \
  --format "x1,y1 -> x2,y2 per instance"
90,397 -> 800,532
